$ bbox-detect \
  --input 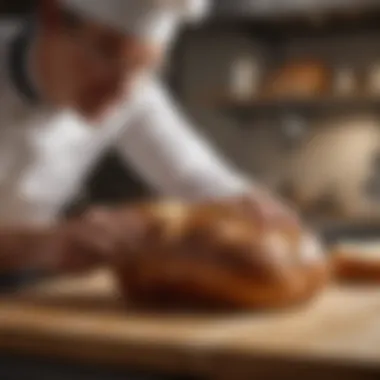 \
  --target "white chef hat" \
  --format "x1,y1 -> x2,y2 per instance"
58,0 -> 210,45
